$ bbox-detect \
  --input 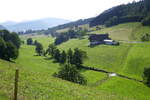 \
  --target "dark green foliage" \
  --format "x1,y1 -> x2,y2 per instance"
90,1 -> 145,27
53,49 -> 61,62
0,30 -> 20,61
67,49 -> 74,64
72,48 -> 87,66
54,33 -> 69,45
77,28 -> 88,38
21,40 -> 25,44
0,37 -> 6,59
96,26 -> 101,30
104,16 -> 143,27
35,42 -> 43,56
141,33 -> 150,41
34,40 -> 38,45
105,16 -> 118,27
0,30 -> 21,48
55,64 -> 87,85
143,68 -> 150,87
10,32 -> 21,48
142,16 -> 150,26
5,42 -> 19,61
43,50 -> 47,57
0,30 -> 10,41
54,28 -> 87,45
46,44 -> 57,57
54,29 -> 77,45
67,29 -> 77,38
27,38 -> 33,45
144,0 -> 150,11
59,51 -> 67,64
46,44 -> 87,66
